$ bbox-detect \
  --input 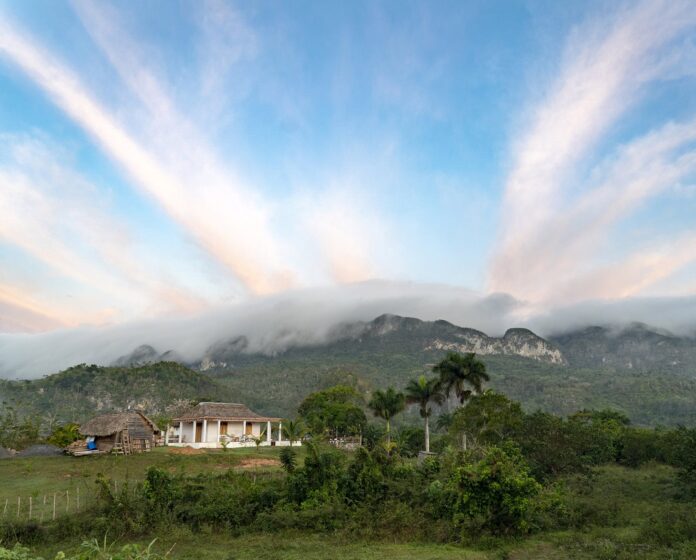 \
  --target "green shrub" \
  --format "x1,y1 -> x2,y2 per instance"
442,444 -> 541,536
